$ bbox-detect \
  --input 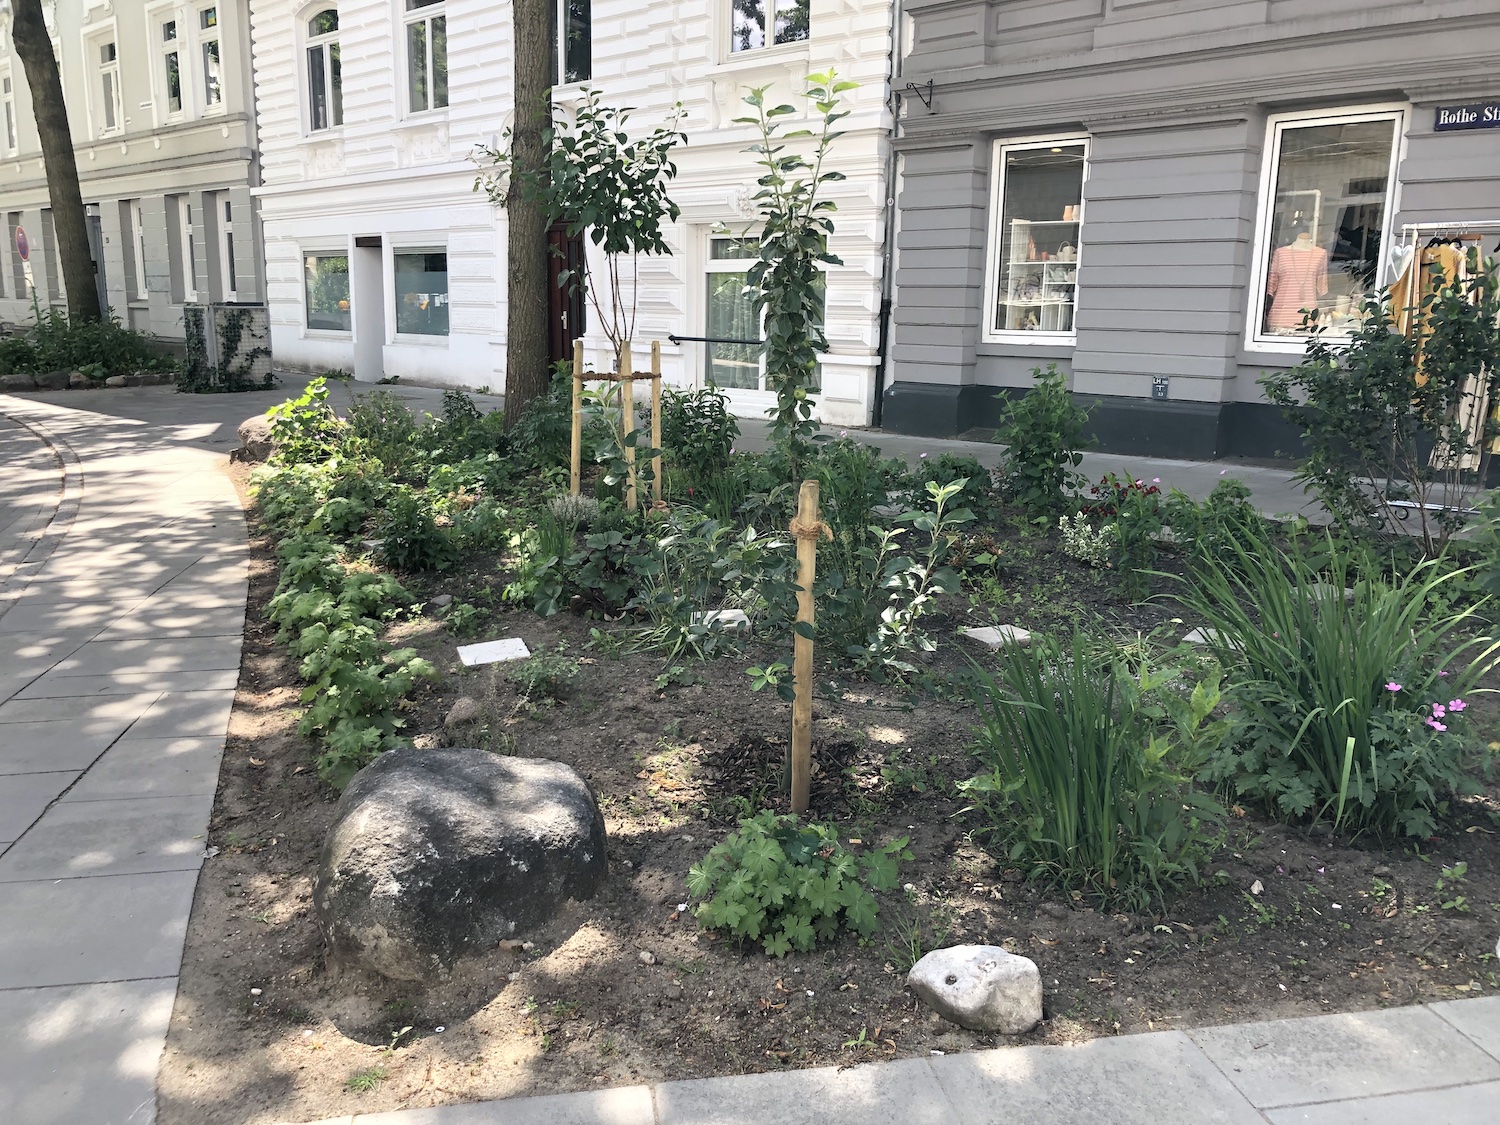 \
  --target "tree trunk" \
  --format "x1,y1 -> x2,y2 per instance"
504,0 -> 553,429
11,0 -> 102,323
